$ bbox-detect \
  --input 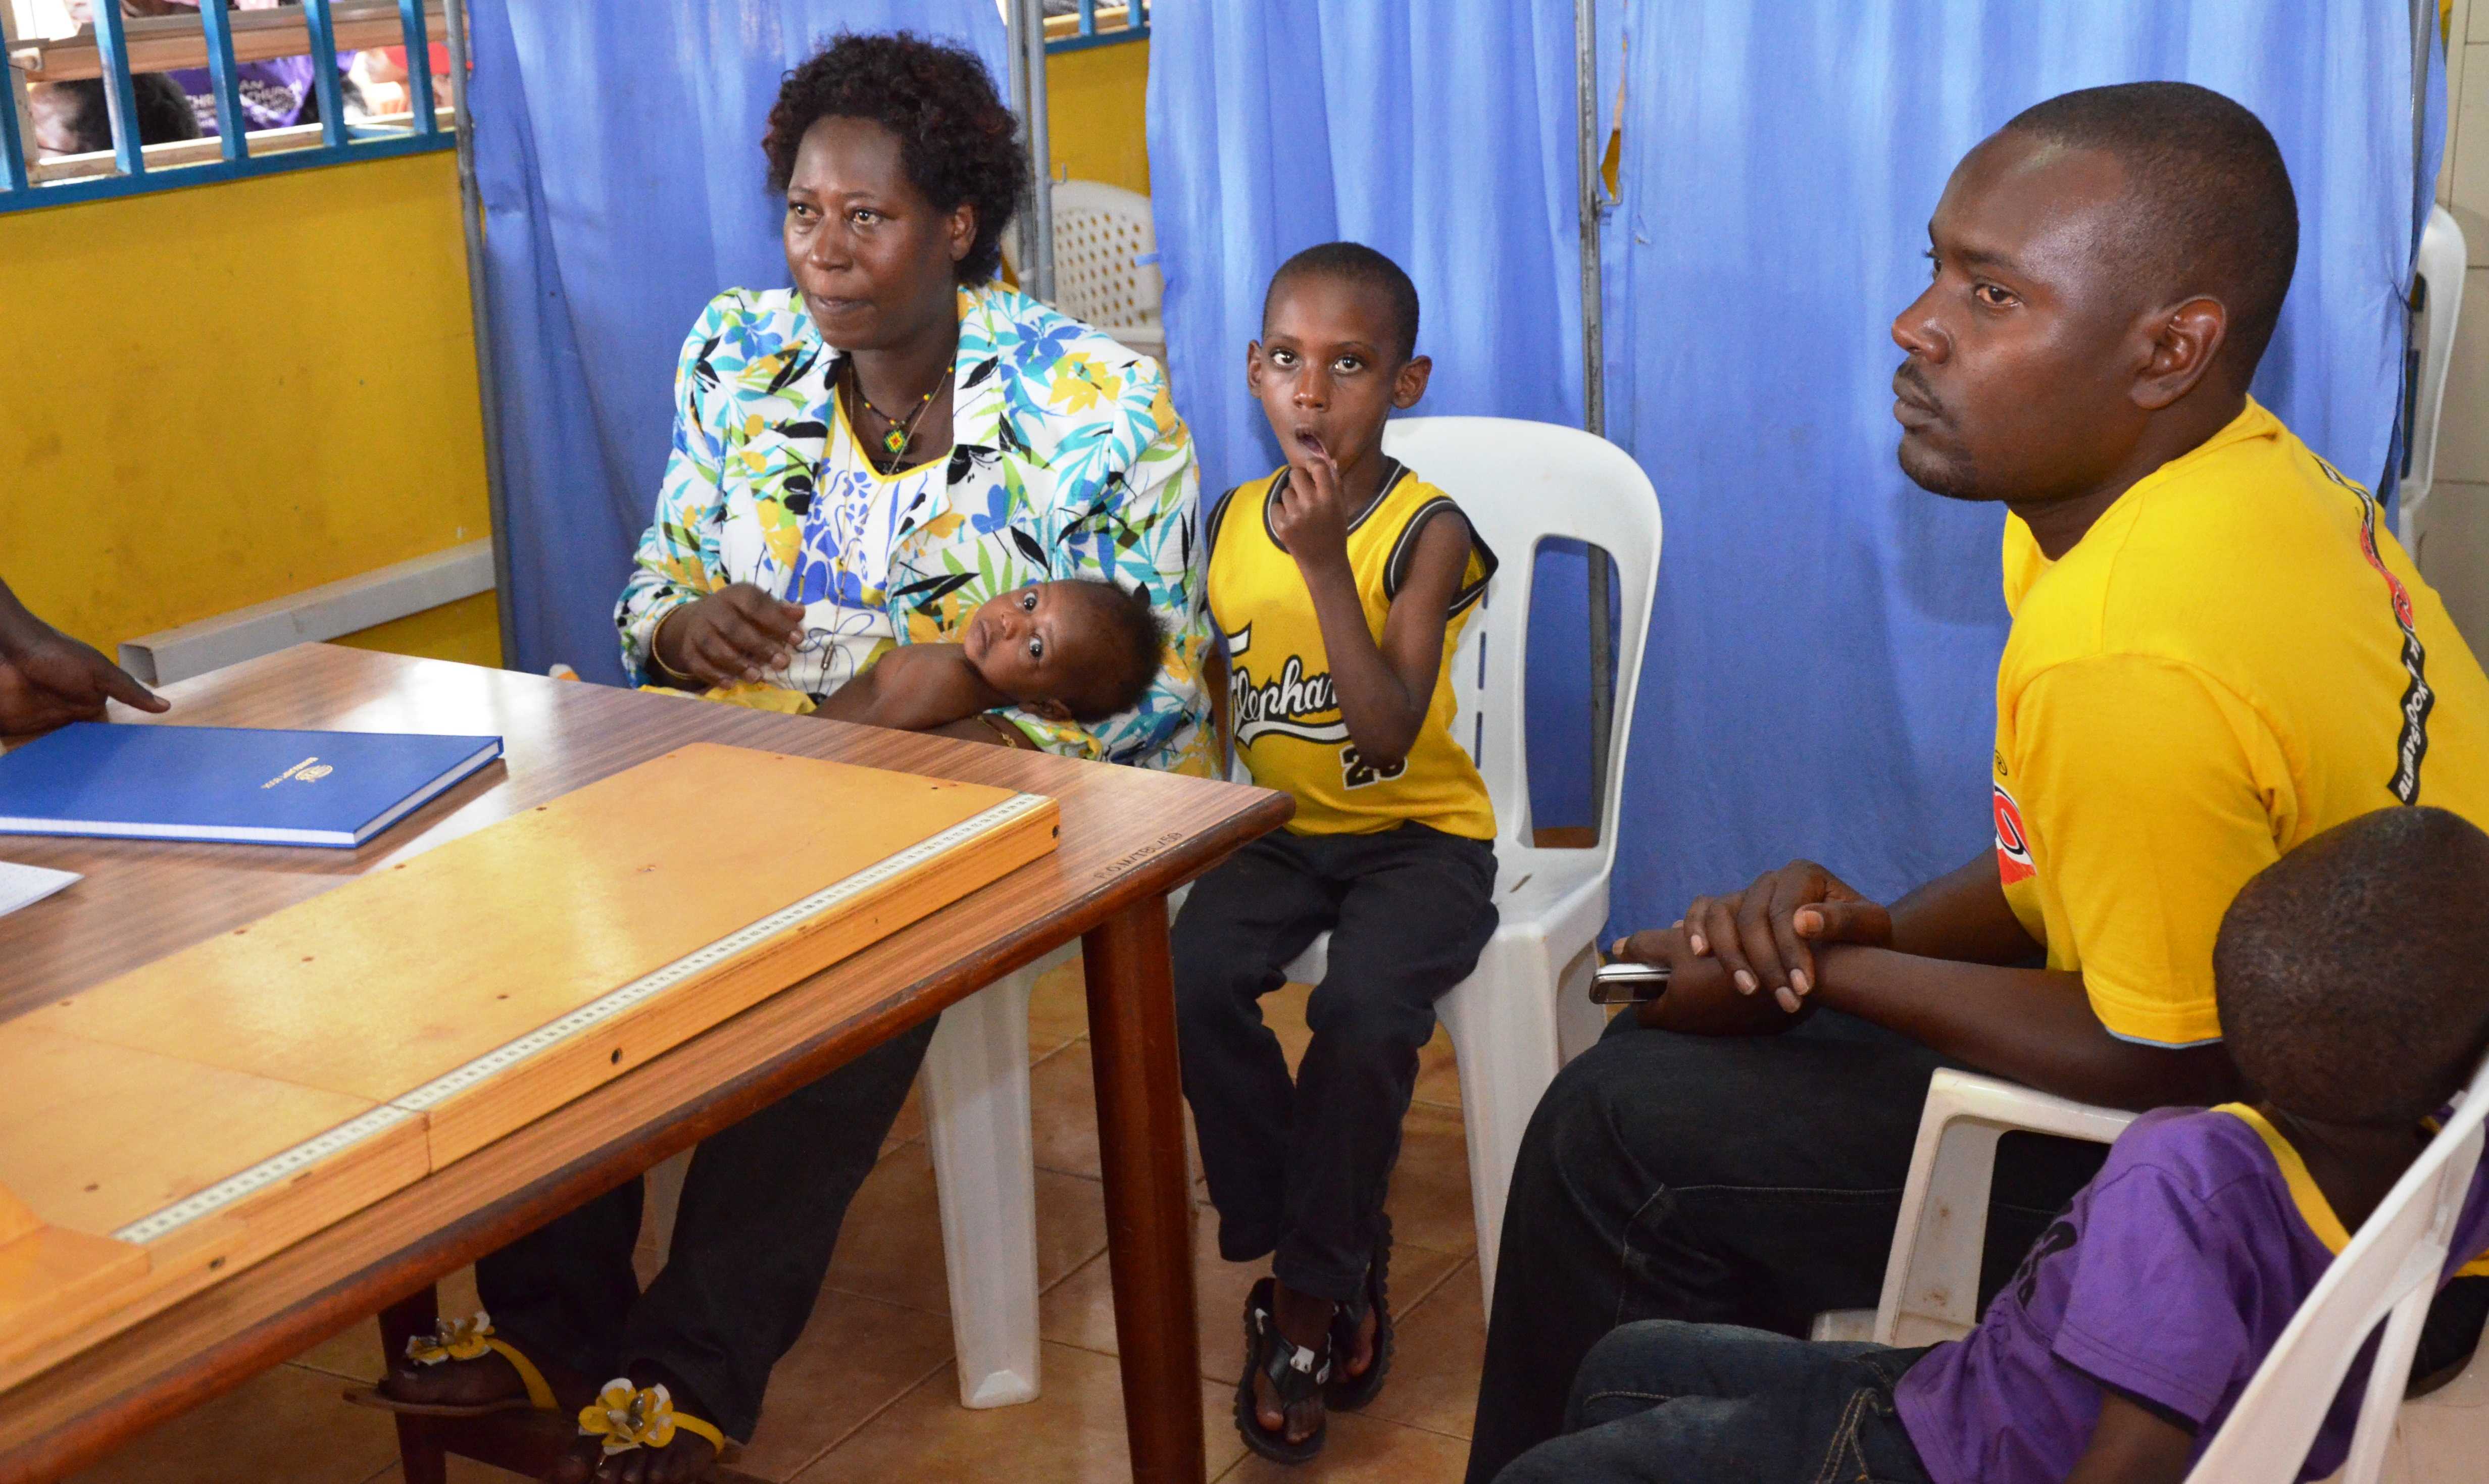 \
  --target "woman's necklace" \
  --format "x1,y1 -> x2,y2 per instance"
847,359 -> 953,473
